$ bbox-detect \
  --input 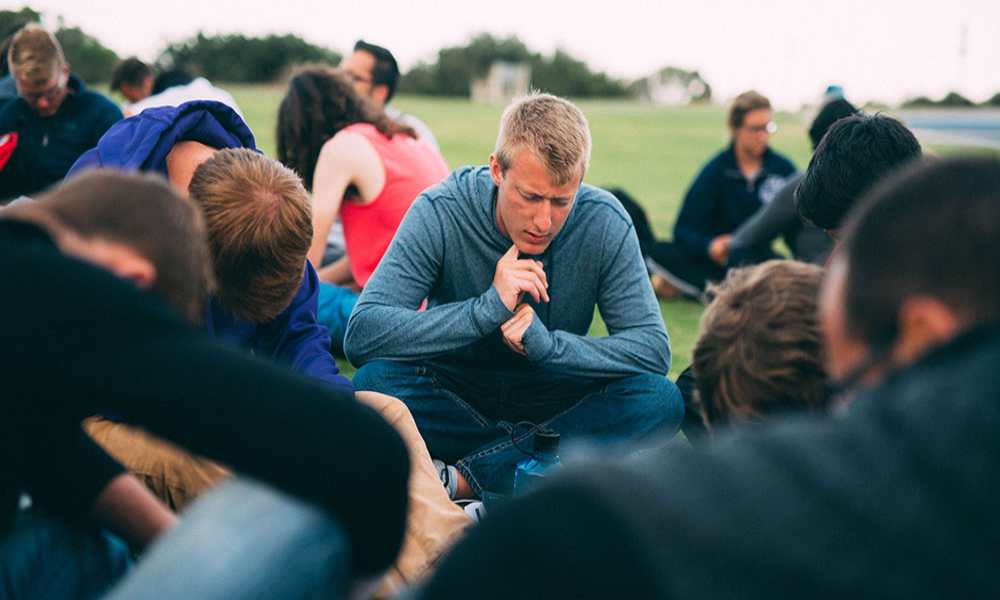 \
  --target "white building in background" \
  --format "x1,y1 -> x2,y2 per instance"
471,61 -> 531,105
632,67 -> 711,106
